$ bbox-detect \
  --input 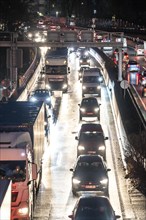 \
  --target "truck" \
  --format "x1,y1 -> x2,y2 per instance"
81,67 -> 103,97
0,101 -> 45,220
45,47 -> 70,93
